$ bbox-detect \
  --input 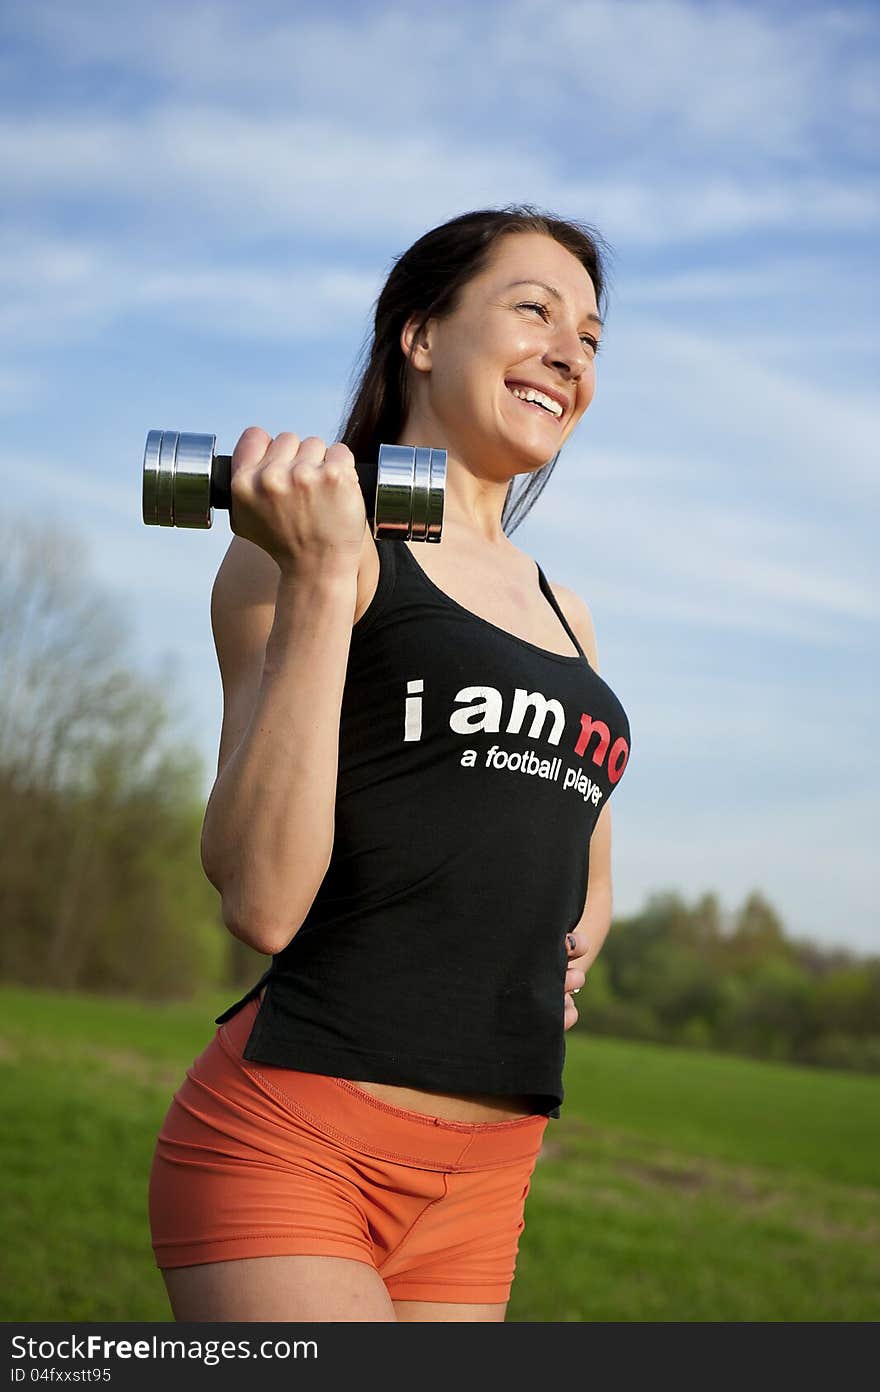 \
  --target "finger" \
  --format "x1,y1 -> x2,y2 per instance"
255,433 -> 301,494
293,435 -> 330,468
565,929 -> 588,959
321,441 -> 359,484
323,441 -> 357,469
260,431 -> 302,470
232,425 -> 274,470
563,993 -> 578,1031
565,966 -> 586,994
